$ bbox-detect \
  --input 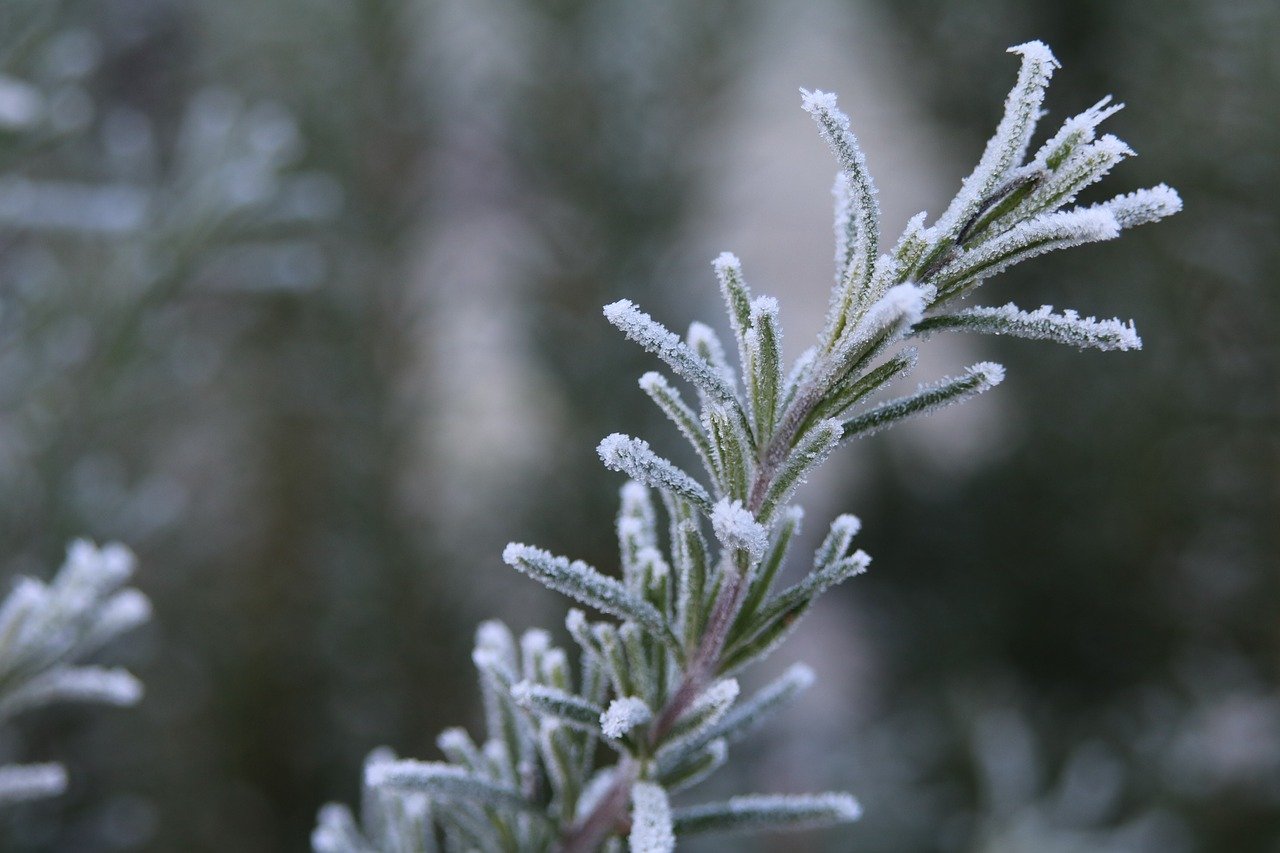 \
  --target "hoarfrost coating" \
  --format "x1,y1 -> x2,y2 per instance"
601,696 -> 653,739
0,541 -> 150,806
316,39 -> 1178,851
